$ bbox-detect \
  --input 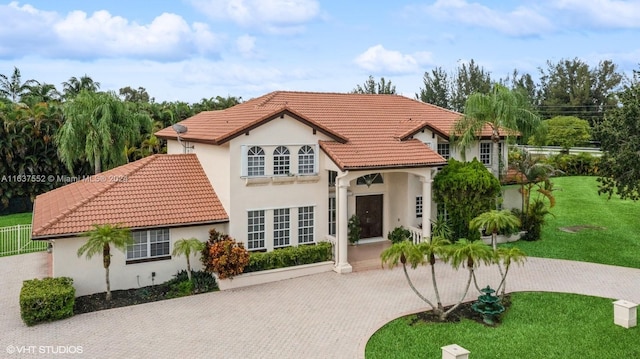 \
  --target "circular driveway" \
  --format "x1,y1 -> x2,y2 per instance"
1,252 -> 639,358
